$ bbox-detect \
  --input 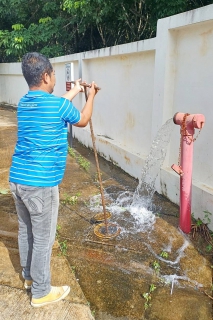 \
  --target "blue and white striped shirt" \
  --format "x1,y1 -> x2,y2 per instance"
9,90 -> 81,187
